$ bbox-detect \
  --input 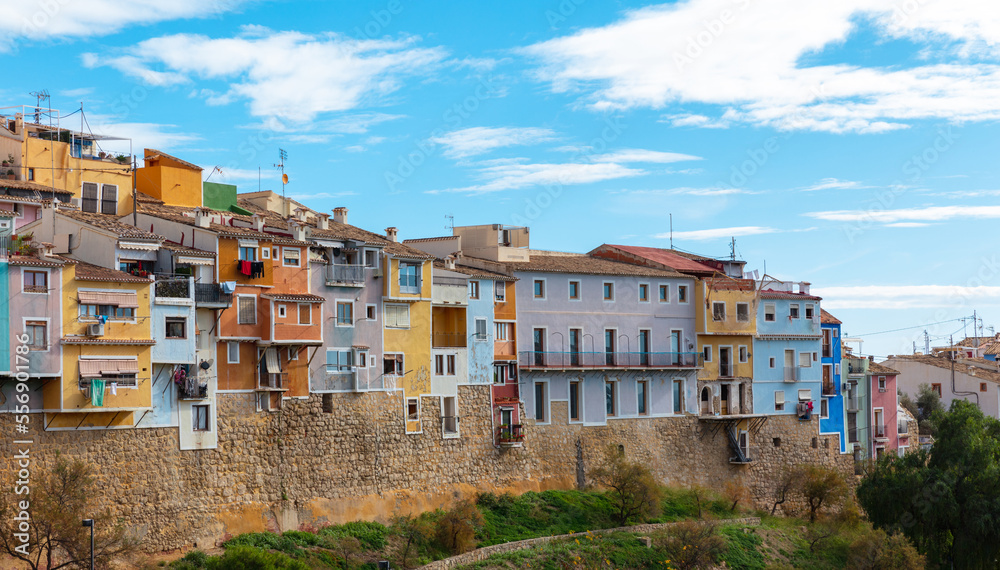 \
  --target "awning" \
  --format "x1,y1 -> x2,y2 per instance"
118,249 -> 157,261
78,291 -> 139,308
79,359 -> 138,378
238,239 -> 259,248
265,348 -> 281,374
313,240 -> 345,249
118,241 -> 159,251
176,255 -> 213,266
